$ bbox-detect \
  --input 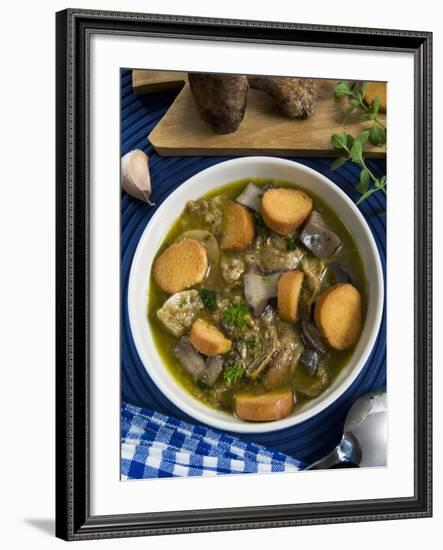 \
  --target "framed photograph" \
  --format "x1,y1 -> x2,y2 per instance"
55,8 -> 432,541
